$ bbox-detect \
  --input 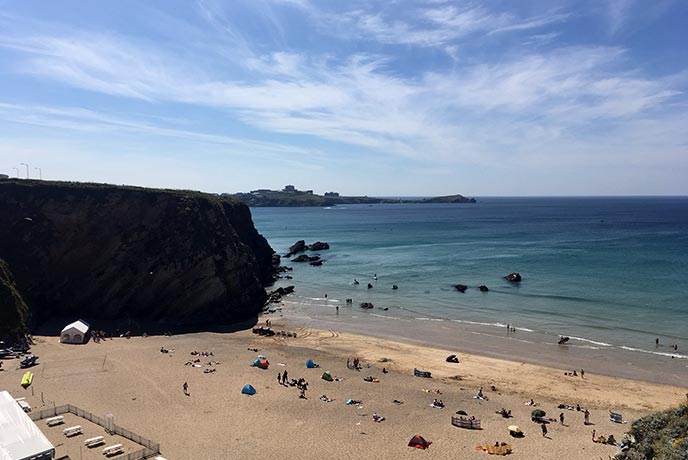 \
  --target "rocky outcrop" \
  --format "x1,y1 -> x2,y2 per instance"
0,259 -> 30,343
0,180 -> 275,330
291,254 -> 320,263
504,272 -> 522,282
479,285 -> 489,292
286,240 -> 307,257
286,240 -> 329,256
454,284 -> 467,293
308,241 -> 329,251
